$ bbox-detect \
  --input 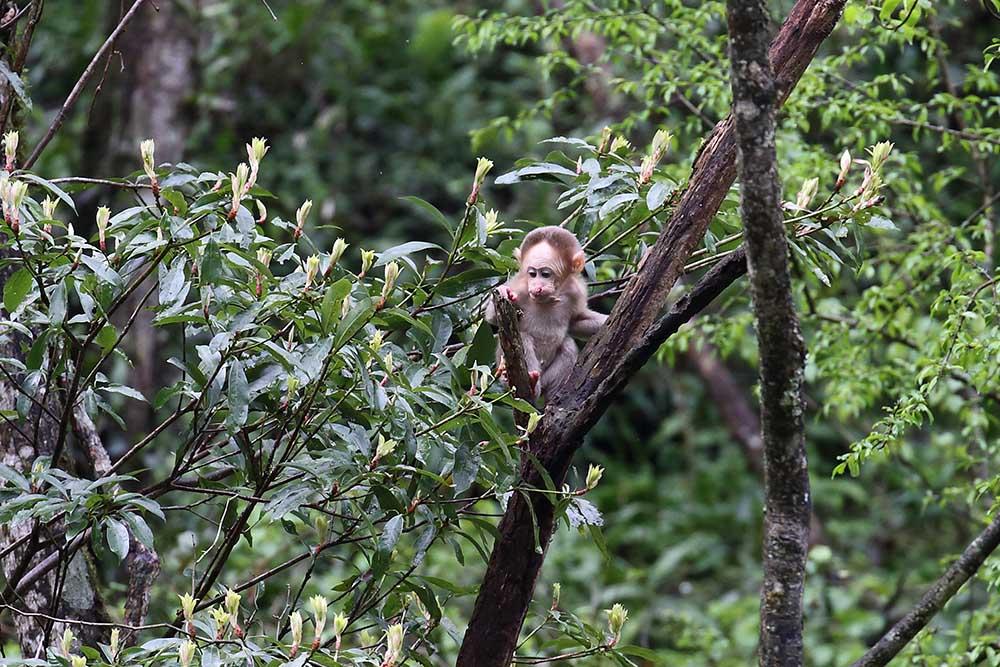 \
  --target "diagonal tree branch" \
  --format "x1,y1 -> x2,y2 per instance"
456,3 -> 847,665
851,513 -> 1000,667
